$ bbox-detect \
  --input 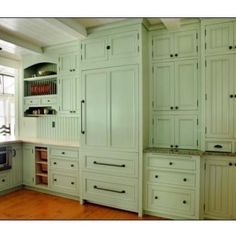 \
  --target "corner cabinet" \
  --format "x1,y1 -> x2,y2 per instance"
81,65 -> 138,152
